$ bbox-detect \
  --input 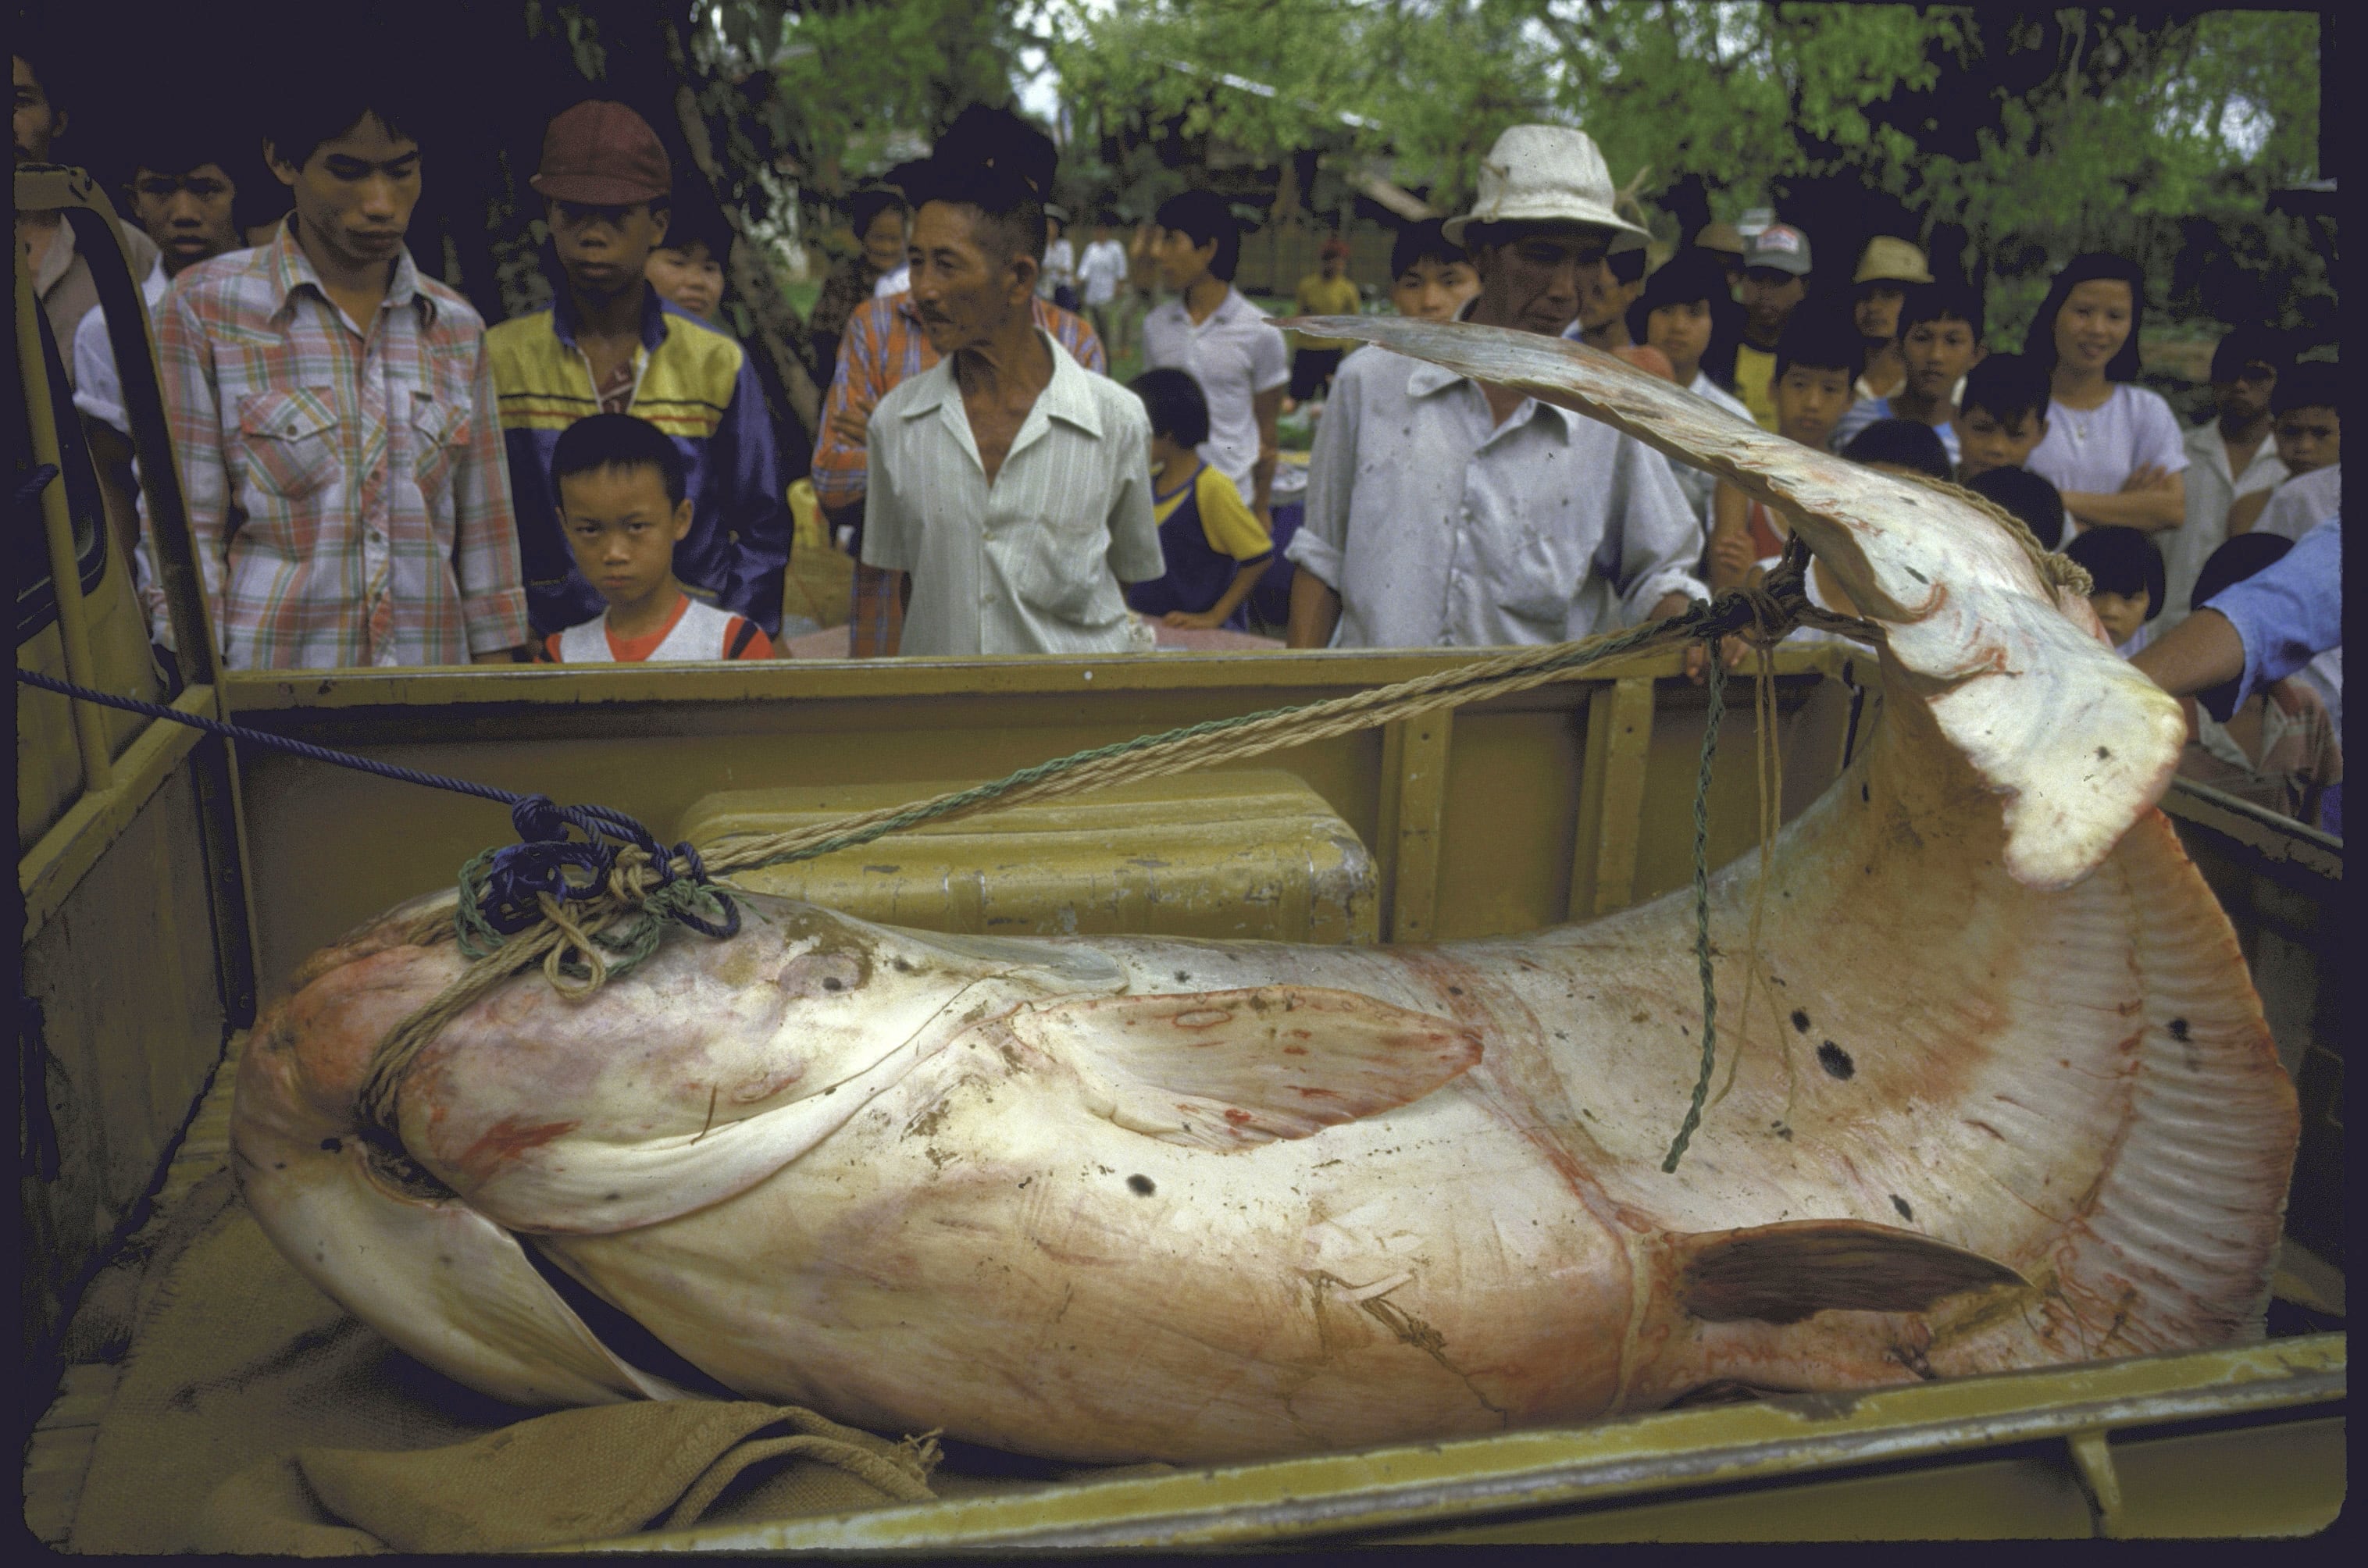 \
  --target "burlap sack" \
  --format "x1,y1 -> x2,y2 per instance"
68,1171 -> 939,1554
